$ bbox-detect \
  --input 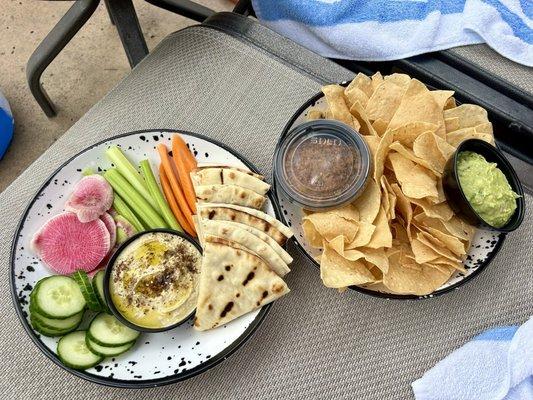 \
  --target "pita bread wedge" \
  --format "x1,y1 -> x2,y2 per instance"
201,219 -> 291,277
207,219 -> 292,264
191,167 -> 270,195
197,203 -> 293,243
194,236 -> 290,331
194,184 -> 266,209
